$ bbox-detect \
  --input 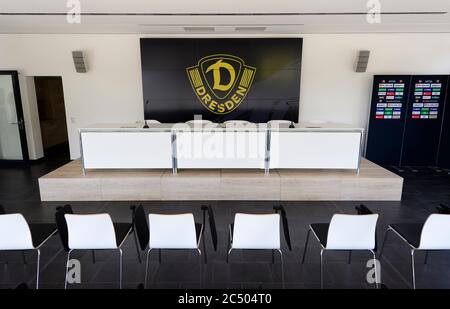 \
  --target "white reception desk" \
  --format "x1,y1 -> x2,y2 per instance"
79,123 -> 363,174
